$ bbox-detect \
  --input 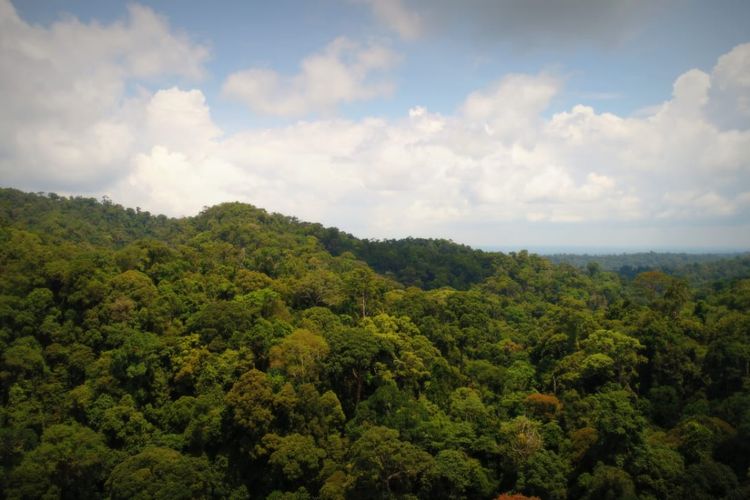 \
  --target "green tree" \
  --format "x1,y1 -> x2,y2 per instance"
323,327 -> 383,409
262,433 -> 326,484
269,329 -> 329,384
225,369 -> 275,436
106,447 -> 215,500
430,449 -> 494,499
577,463 -> 637,500
348,426 -> 435,498
7,423 -> 115,500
